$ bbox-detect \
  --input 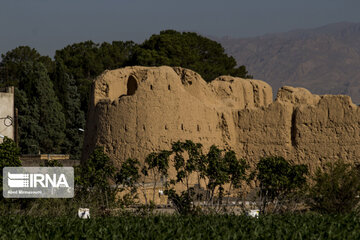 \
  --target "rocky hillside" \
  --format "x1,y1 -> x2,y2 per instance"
219,22 -> 360,104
